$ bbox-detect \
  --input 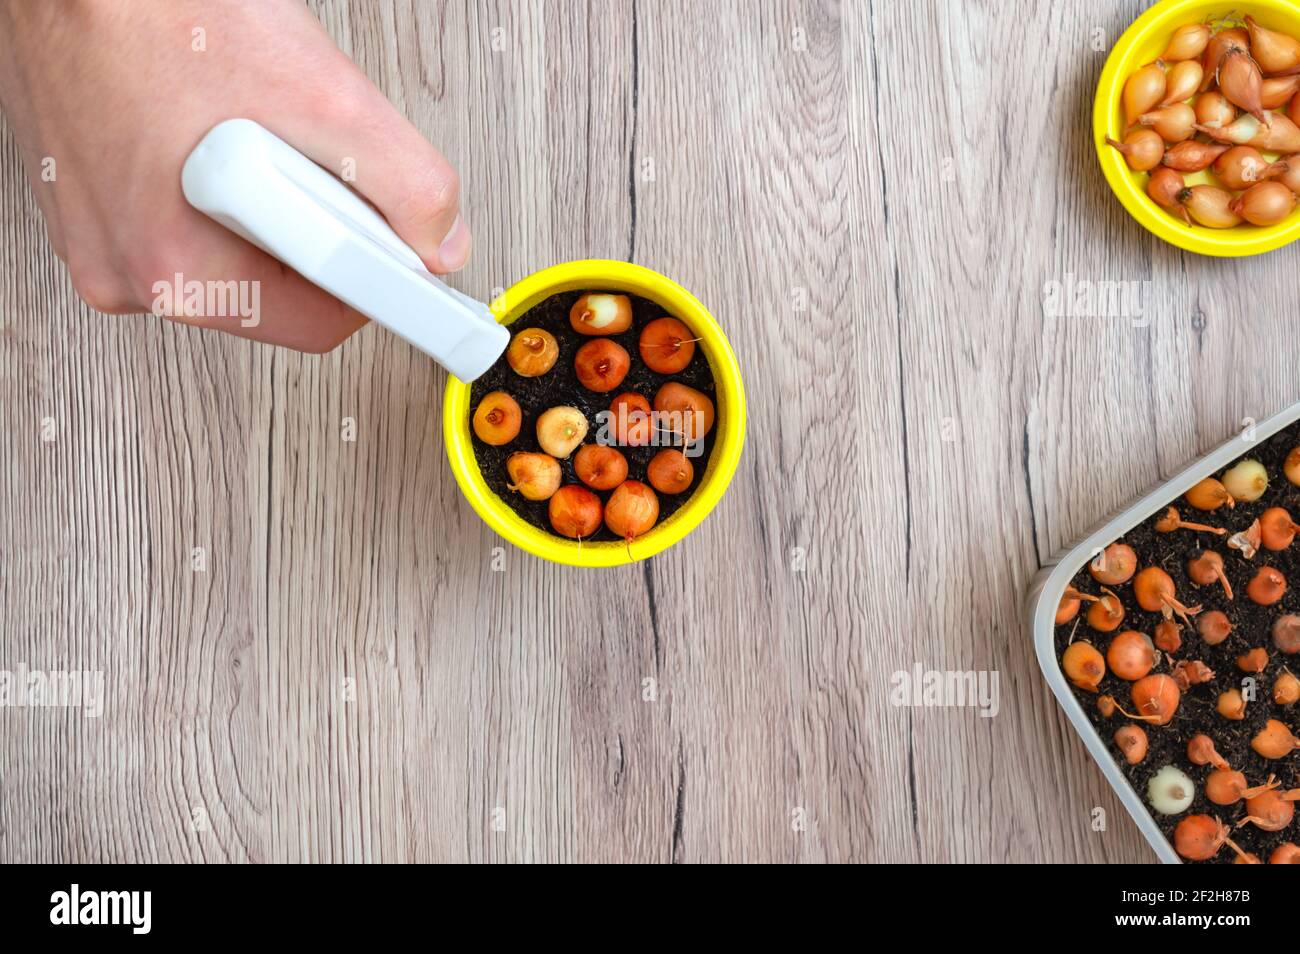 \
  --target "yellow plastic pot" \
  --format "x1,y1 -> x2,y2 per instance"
443,260 -> 746,567
1095,0 -> 1300,256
